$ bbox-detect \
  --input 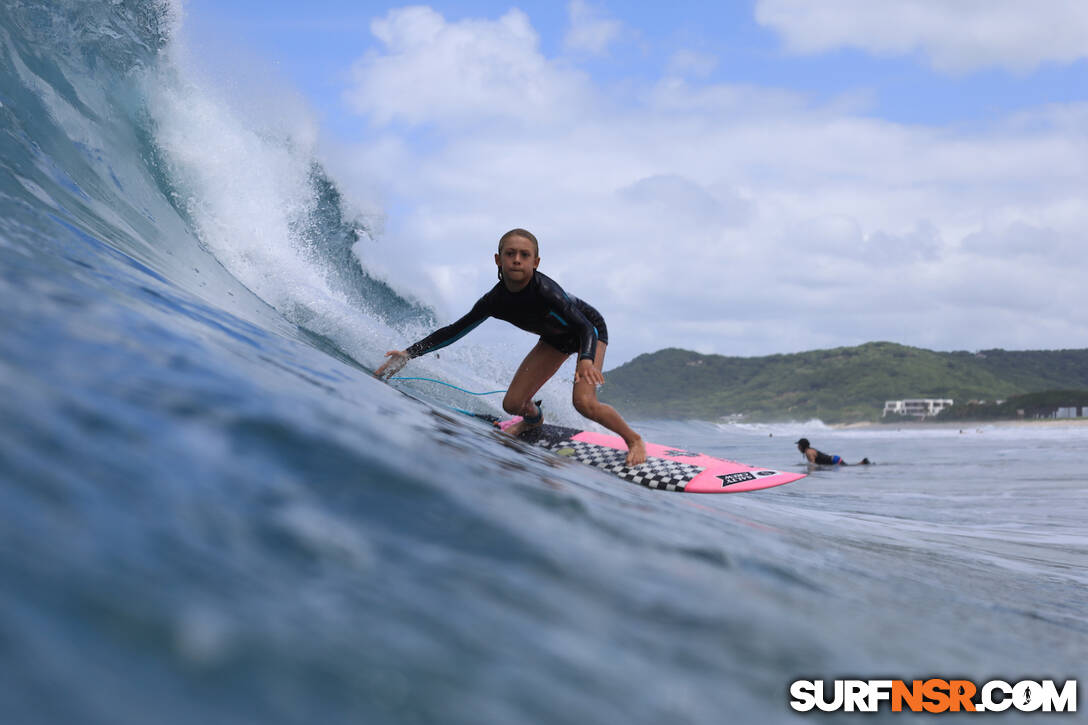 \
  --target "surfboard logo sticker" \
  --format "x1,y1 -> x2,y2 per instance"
718,471 -> 756,487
